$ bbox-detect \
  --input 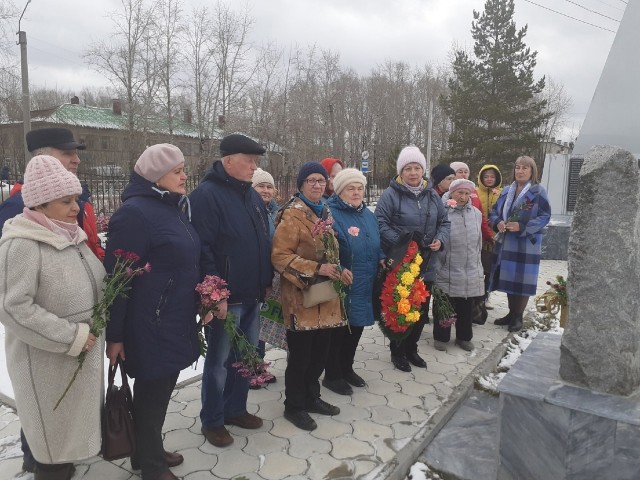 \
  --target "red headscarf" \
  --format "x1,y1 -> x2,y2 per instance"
320,158 -> 344,195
